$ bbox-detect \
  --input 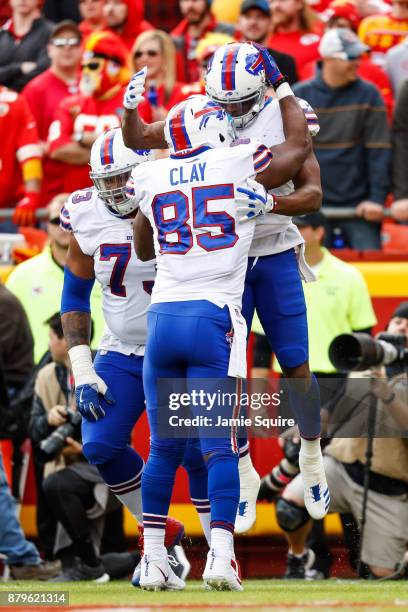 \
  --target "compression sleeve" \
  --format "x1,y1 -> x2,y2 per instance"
61,266 -> 94,314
